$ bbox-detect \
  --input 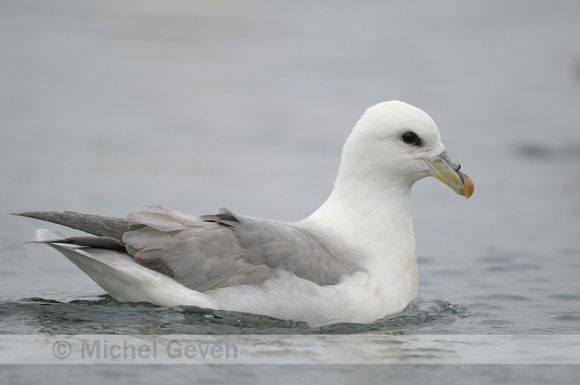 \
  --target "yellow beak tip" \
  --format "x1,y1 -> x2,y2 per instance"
461,175 -> 475,199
